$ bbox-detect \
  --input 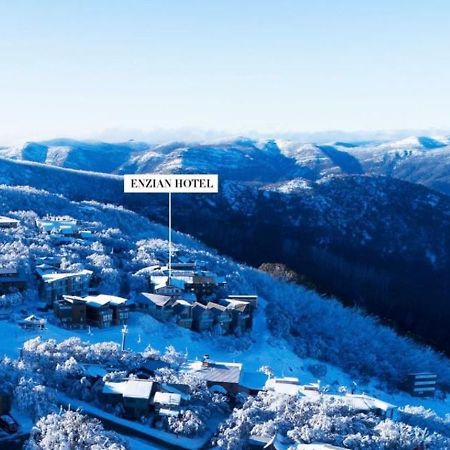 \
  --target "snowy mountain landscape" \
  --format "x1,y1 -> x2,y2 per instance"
3,0 -> 450,447
4,136 -> 450,194
0,138 -> 450,449
2,137 -> 450,355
